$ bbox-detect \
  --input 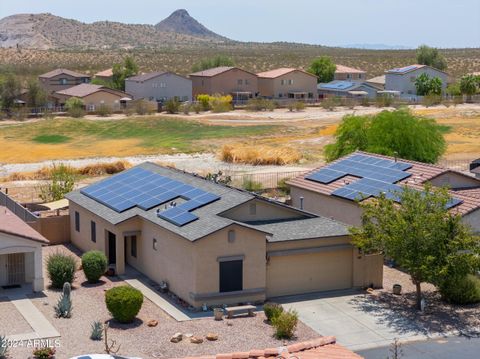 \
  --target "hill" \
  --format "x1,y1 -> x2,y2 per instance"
0,11 -> 231,50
